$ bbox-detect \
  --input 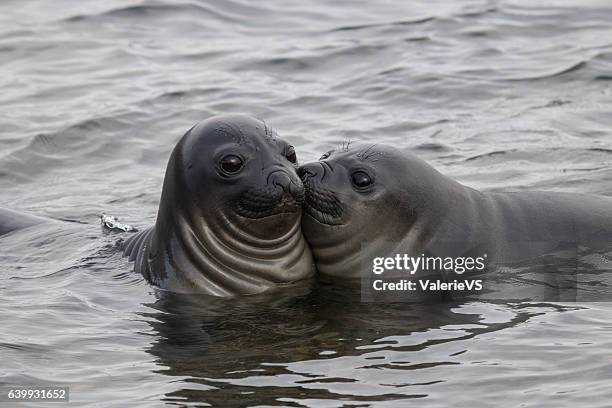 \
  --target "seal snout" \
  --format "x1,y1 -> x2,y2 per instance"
297,163 -> 343,226
234,169 -> 304,219
267,170 -> 305,203
297,163 -> 321,181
